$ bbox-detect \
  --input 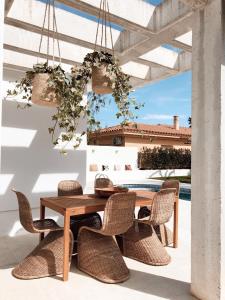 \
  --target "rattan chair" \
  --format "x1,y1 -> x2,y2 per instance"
122,189 -> 176,266
158,180 -> 180,245
12,230 -> 73,279
57,180 -> 102,253
12,189 -> 62,234
77,192 -> 136,283
138,180 -> 179,246
58,180 -> 83,196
